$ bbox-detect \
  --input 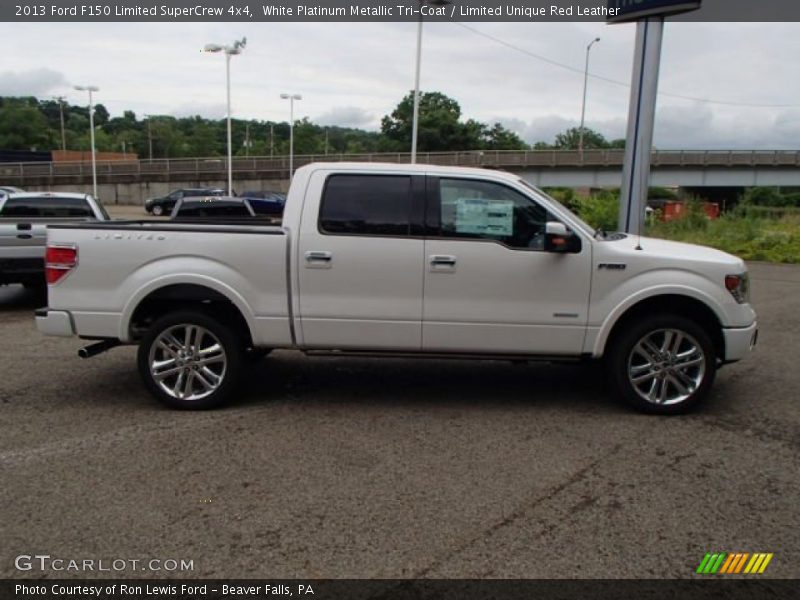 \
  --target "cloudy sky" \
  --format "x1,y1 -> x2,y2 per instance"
1,21 -> 798,149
